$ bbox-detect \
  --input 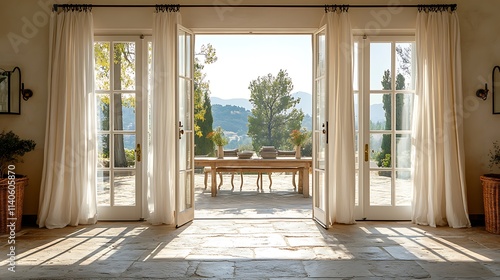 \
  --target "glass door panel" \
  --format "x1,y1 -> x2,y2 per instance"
357,38 -> 415,220
95,37 -> 143,220
312,26 -> 329,228
175,26 -> 195,228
